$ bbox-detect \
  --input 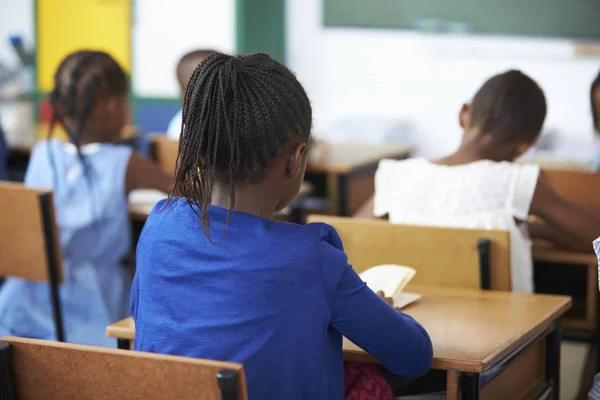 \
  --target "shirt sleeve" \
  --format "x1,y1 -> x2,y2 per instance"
508,163 -> 540,220
166,110 -> 182,140
317,223 -> 433,378
373,159 -> 397,217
